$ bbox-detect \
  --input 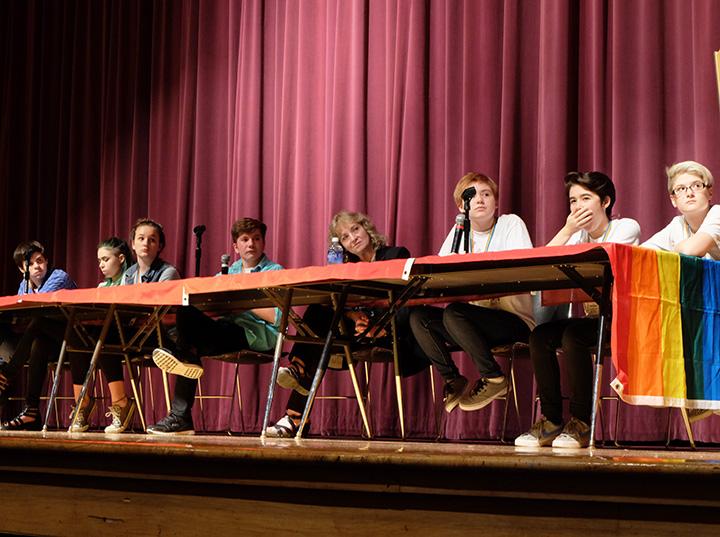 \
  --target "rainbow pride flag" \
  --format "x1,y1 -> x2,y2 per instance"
609,245 -> 720,409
